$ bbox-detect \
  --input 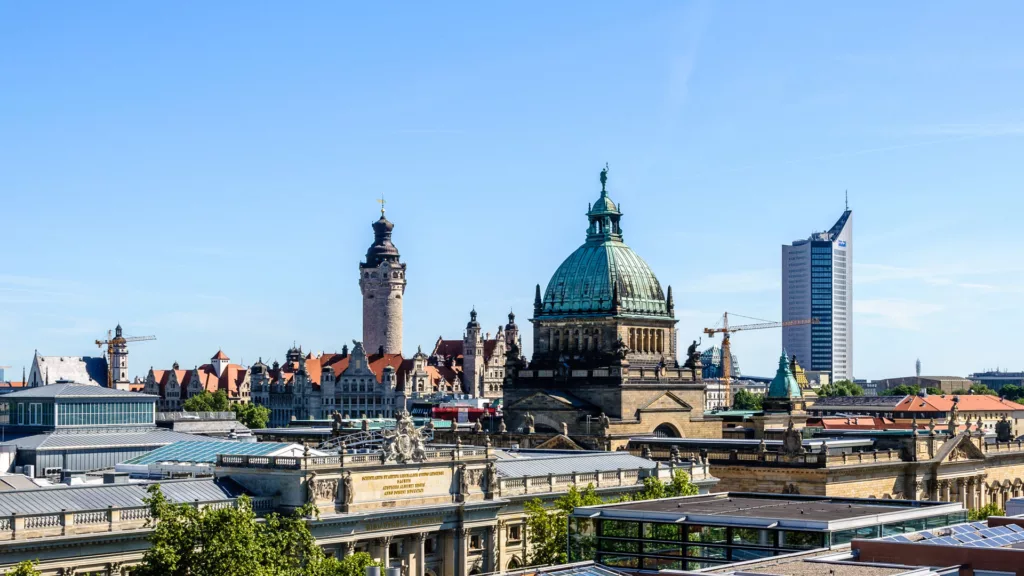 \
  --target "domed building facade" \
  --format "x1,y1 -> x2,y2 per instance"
504,168 -> 721,446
